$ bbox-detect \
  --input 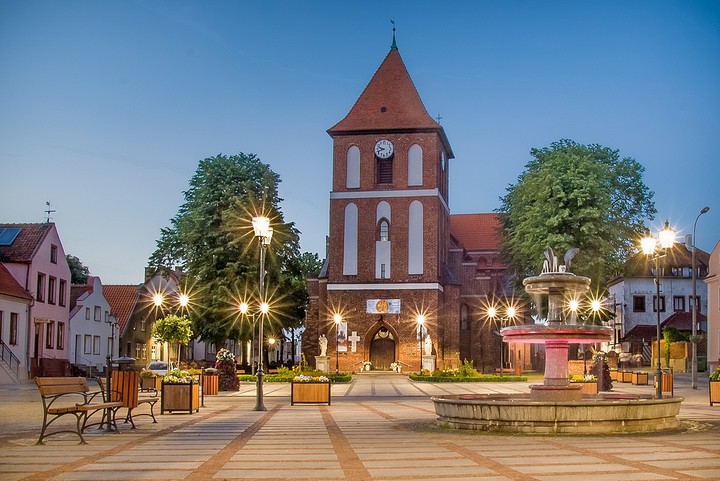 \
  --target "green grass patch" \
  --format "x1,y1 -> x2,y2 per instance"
408,374 -> 528,382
